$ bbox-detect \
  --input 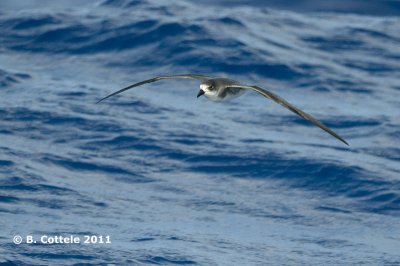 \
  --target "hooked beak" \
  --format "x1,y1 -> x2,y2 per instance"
197,89 -> 205,98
